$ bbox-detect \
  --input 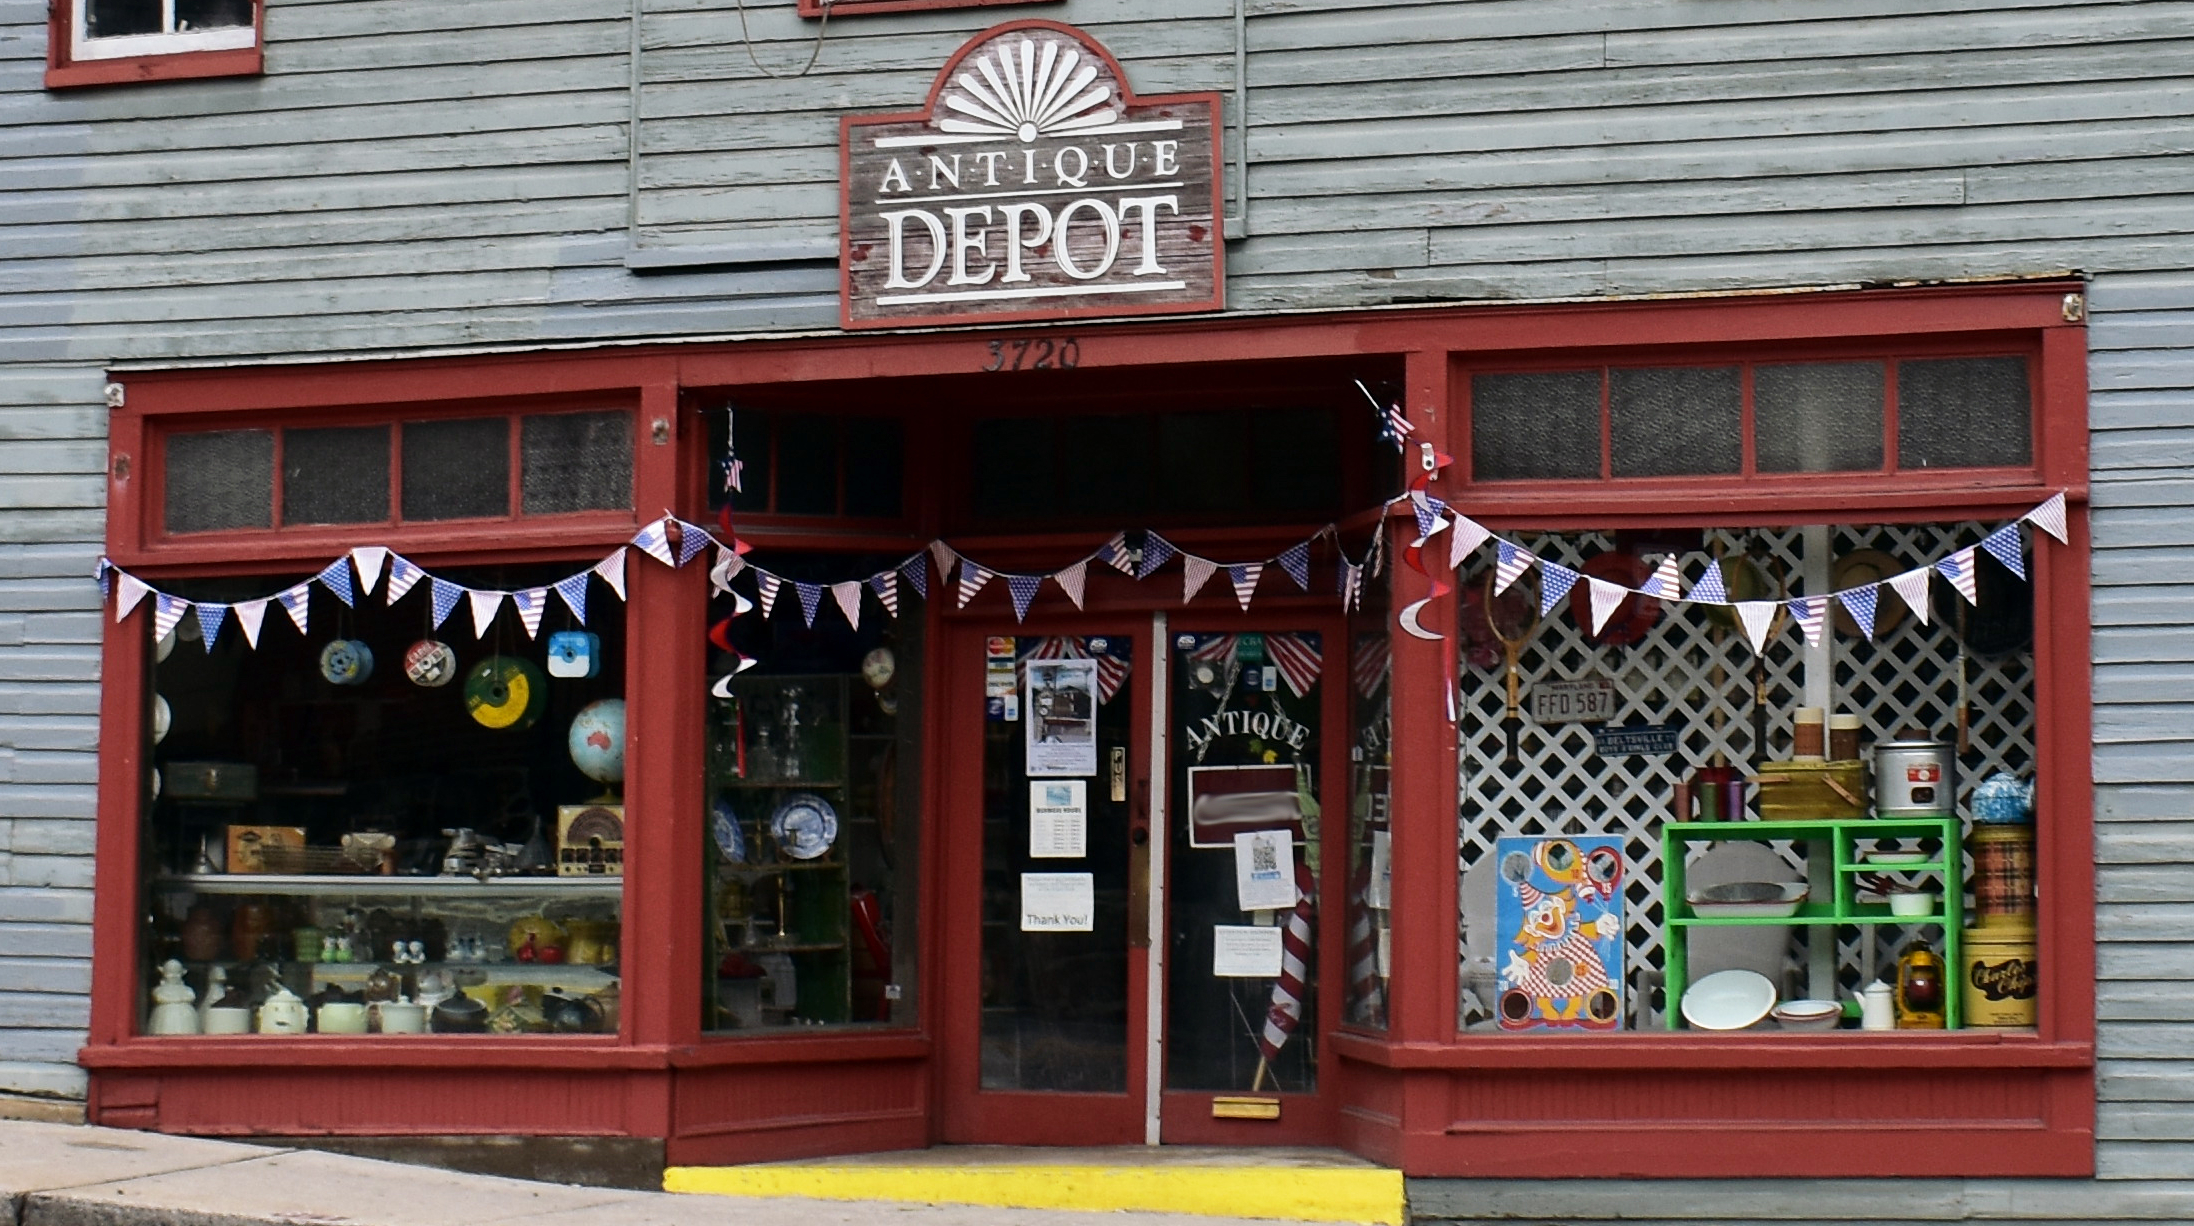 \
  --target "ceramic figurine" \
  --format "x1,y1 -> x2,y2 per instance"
257,984 -> 309,1034
147,959 -> 201,1035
